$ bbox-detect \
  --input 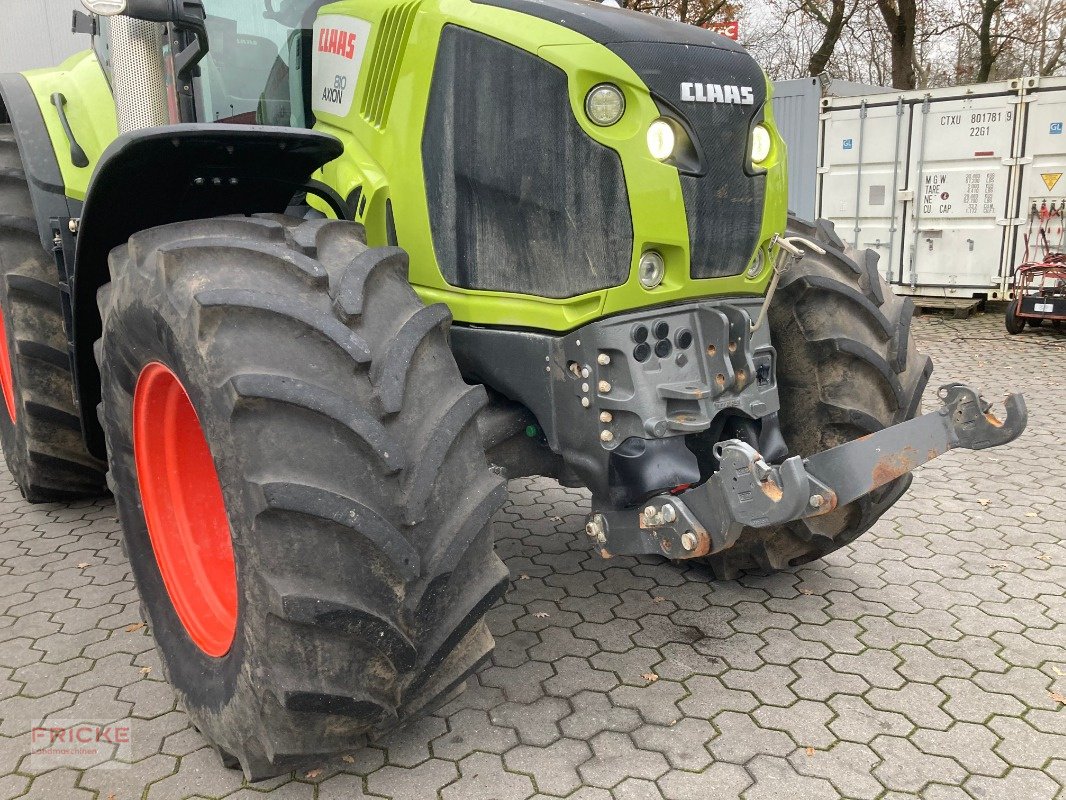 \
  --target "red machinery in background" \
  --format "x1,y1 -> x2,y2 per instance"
1007,202 -> 1065,334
